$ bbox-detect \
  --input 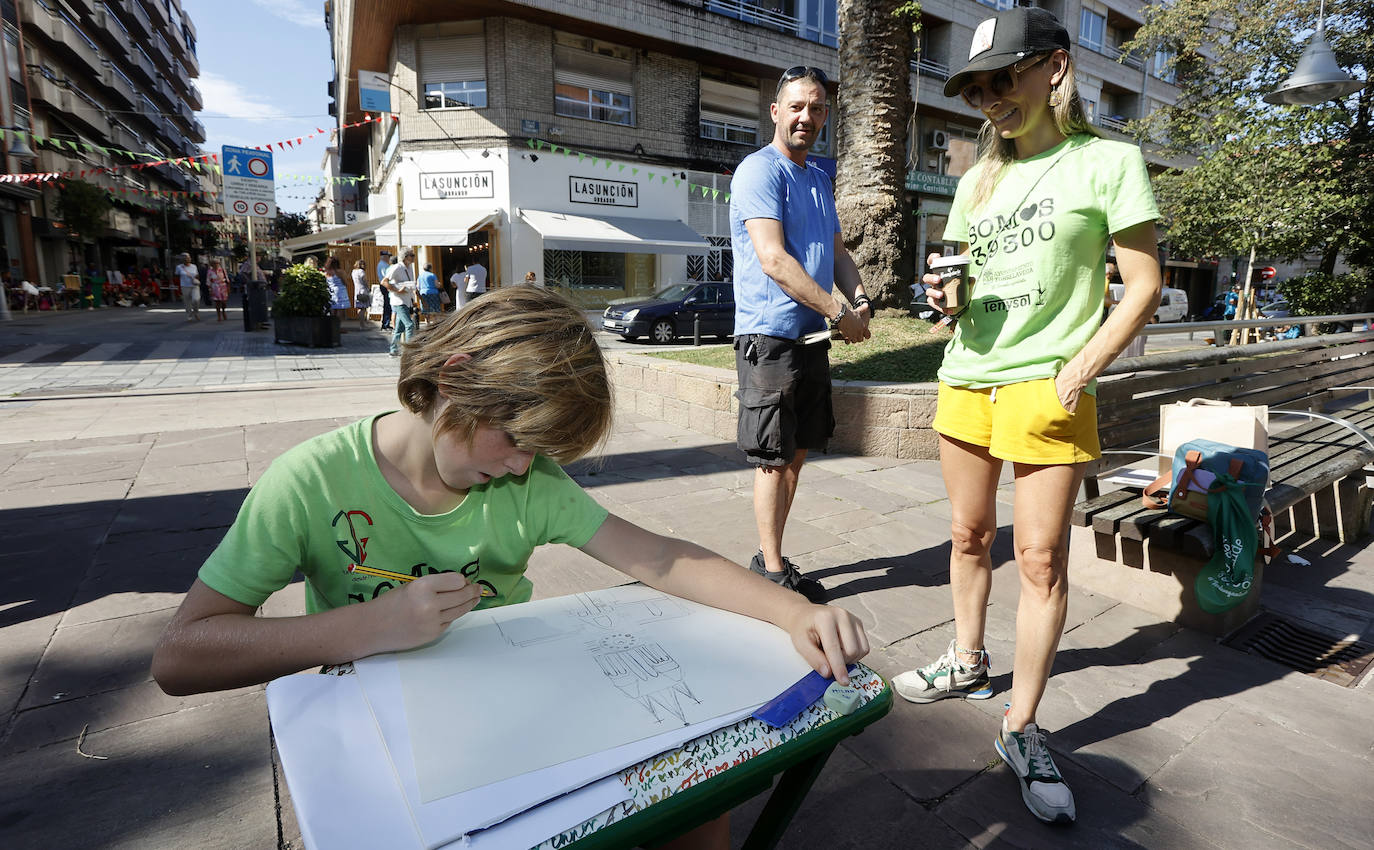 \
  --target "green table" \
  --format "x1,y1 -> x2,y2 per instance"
540,664 -> 892,850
